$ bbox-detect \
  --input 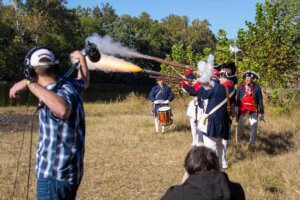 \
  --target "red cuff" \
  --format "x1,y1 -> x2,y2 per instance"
185,69 -> 193,77
180,81 -> 189,87
193,82 -> 201,91
213,70 -> 221,76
